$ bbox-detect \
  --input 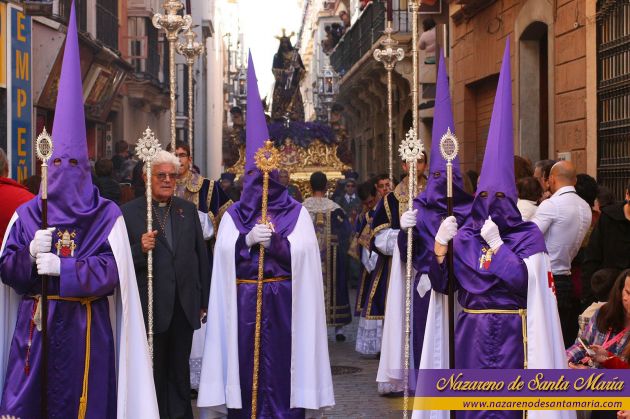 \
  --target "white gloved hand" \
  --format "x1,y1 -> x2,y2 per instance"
245,224 -> 273,249
36,253 -> 61,276
29,227 -> 56,259
480,216 -> 503,251
435,216 -> 458,245
400,209 -> 418,232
